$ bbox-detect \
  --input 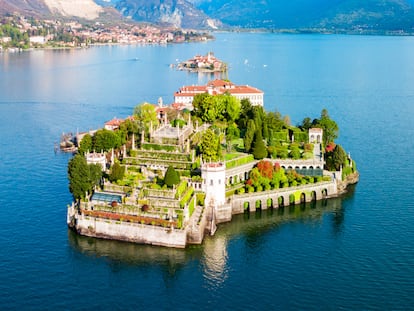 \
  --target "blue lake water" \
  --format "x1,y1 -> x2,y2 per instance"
1,33 -> 414,310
